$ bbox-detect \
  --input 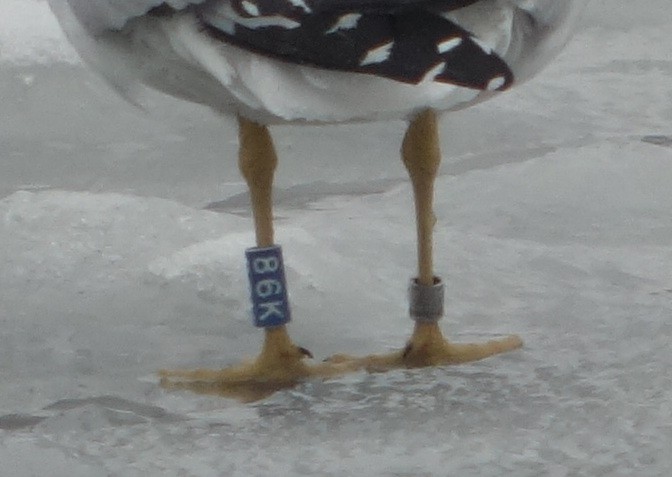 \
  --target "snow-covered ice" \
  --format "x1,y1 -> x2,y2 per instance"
1,0 -> 672,475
